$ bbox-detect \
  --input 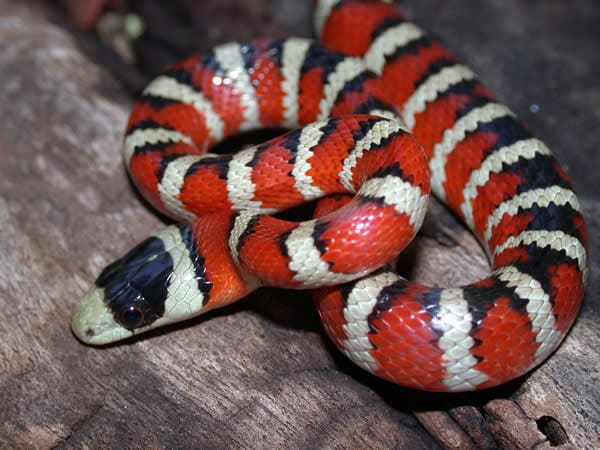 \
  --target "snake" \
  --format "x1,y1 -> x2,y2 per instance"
72,0 -> 588,392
